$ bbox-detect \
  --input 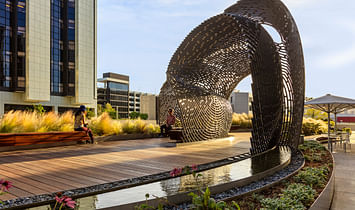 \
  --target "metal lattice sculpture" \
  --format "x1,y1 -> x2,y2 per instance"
159,0 -> 305,154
